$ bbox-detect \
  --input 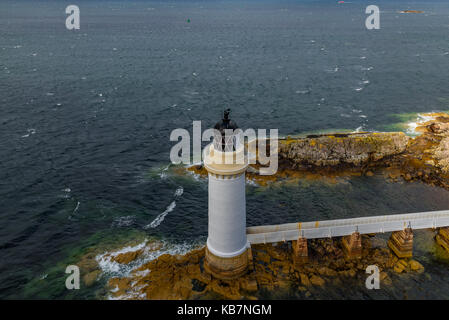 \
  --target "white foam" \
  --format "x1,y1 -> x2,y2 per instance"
134,269 -> 150,277
96,240 -> 149,275
96,239 -> 201,289
406,113 -> 438,135
112,215 -> 135,227
246,179 -> 259,187
185,169 -> 203,181
145,201 -> 176,229
174,186 -> 183,197
159,165 -> 169,180
73,201 -> 80,214
110,285 -> 119,293
325,66 -> 339,73
144,186 -> 184,229
108,291 -> 147,300
21,128 -> 36,138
